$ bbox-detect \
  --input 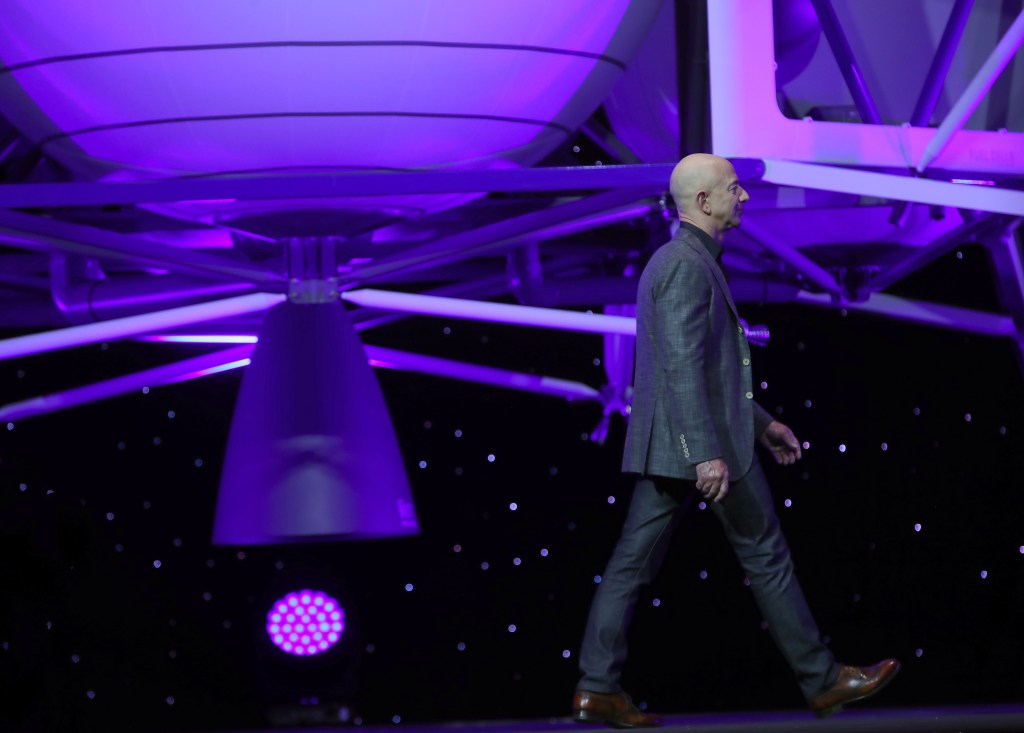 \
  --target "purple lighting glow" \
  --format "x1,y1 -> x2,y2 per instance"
266,590 -> 345,656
